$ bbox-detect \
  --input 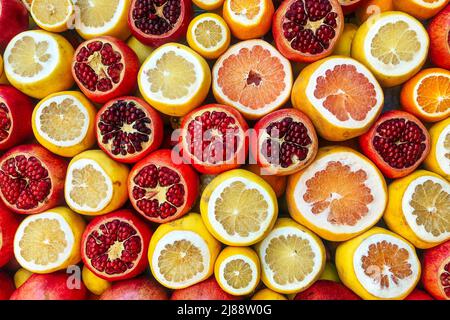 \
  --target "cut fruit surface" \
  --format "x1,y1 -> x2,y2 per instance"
31,0 -> 74,32
393,0 -> 450,20
212,40 -> 292,120
424,118 -> 450,180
